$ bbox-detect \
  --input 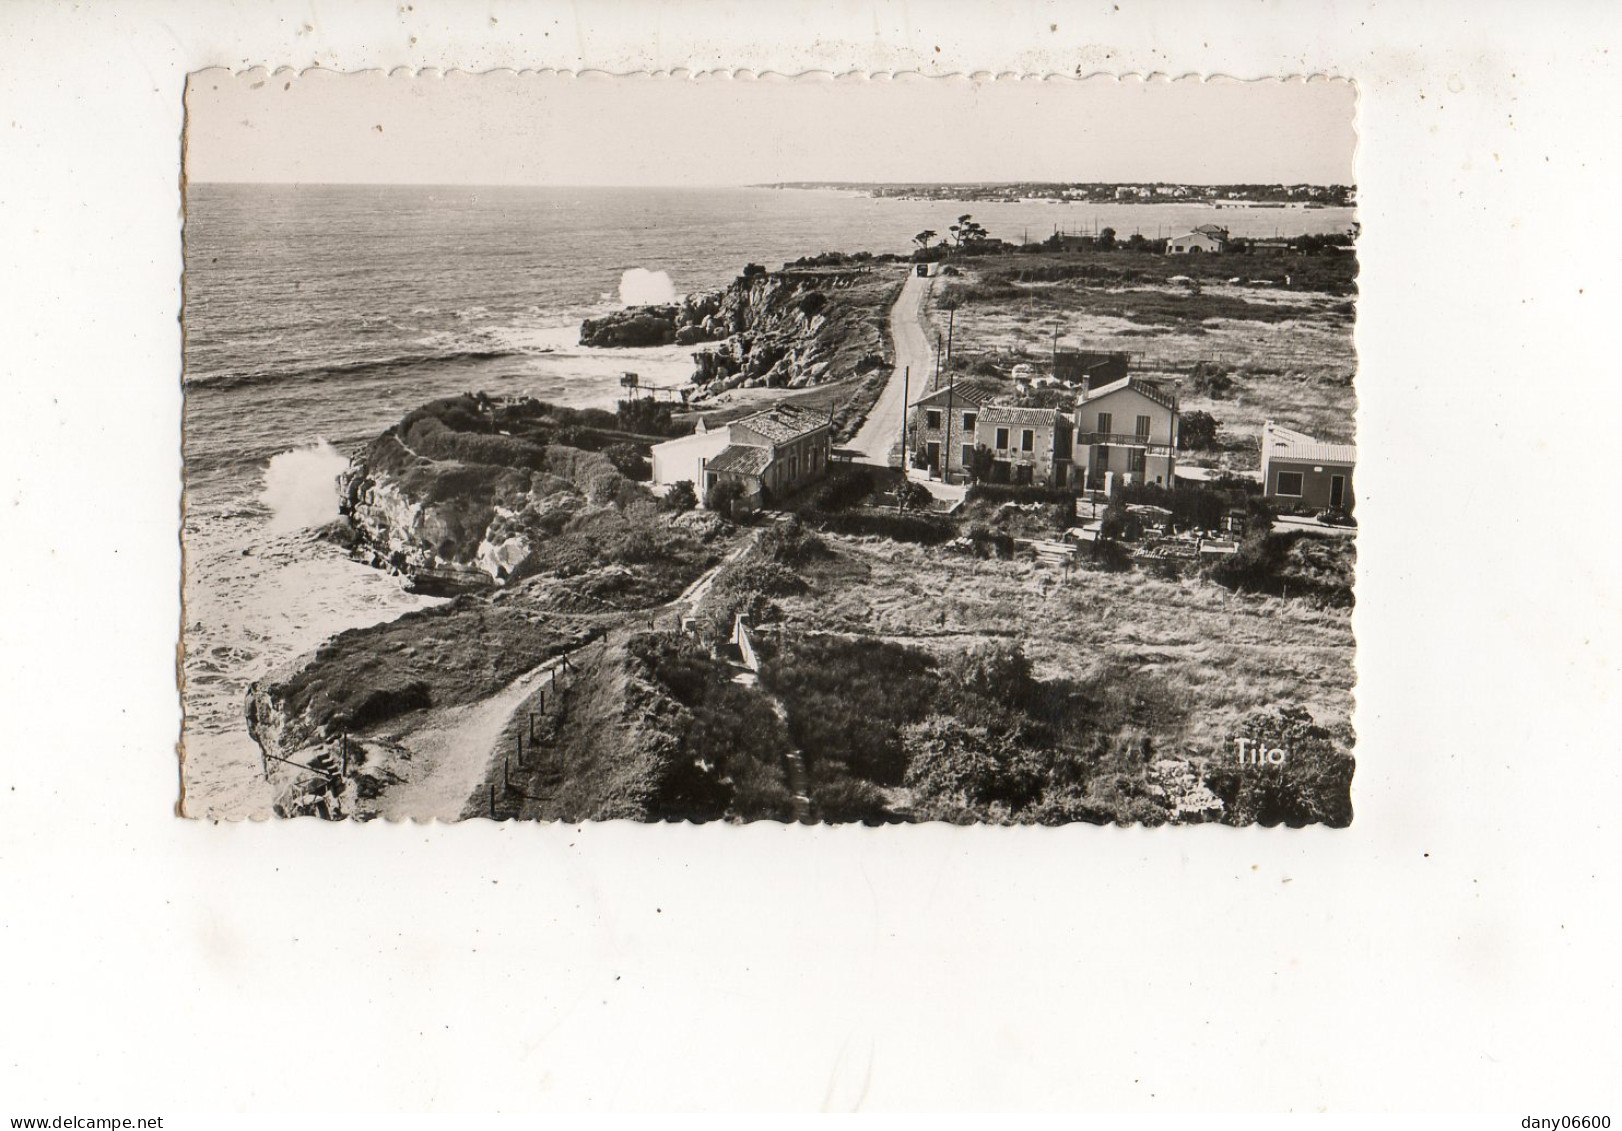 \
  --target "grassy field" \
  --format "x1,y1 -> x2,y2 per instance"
771,536 -> 1354,756
924,248 -> 1358,460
